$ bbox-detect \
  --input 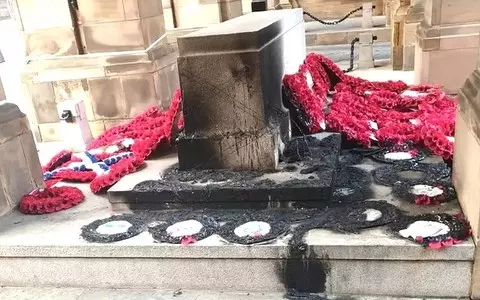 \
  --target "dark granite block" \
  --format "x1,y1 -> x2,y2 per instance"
109,133 -> 341,210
